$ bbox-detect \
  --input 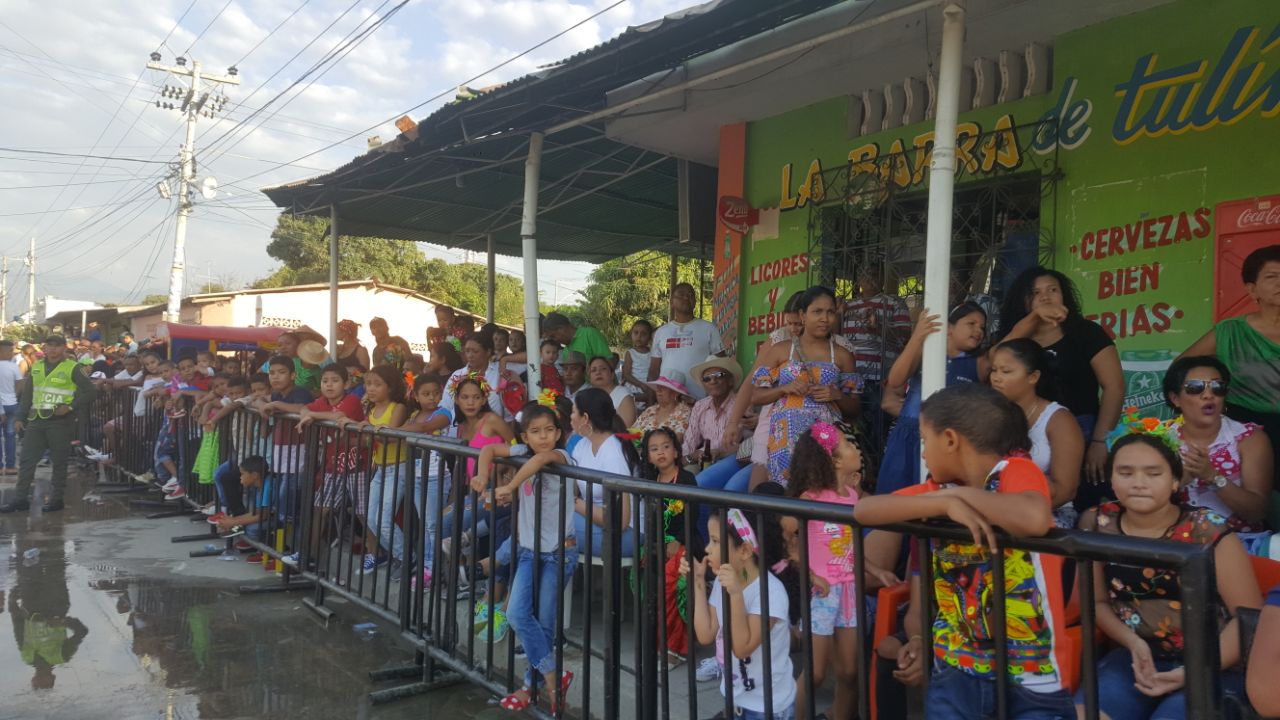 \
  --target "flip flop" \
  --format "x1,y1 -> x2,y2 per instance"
498,687 -> 533,711
551,670 -> 574,714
